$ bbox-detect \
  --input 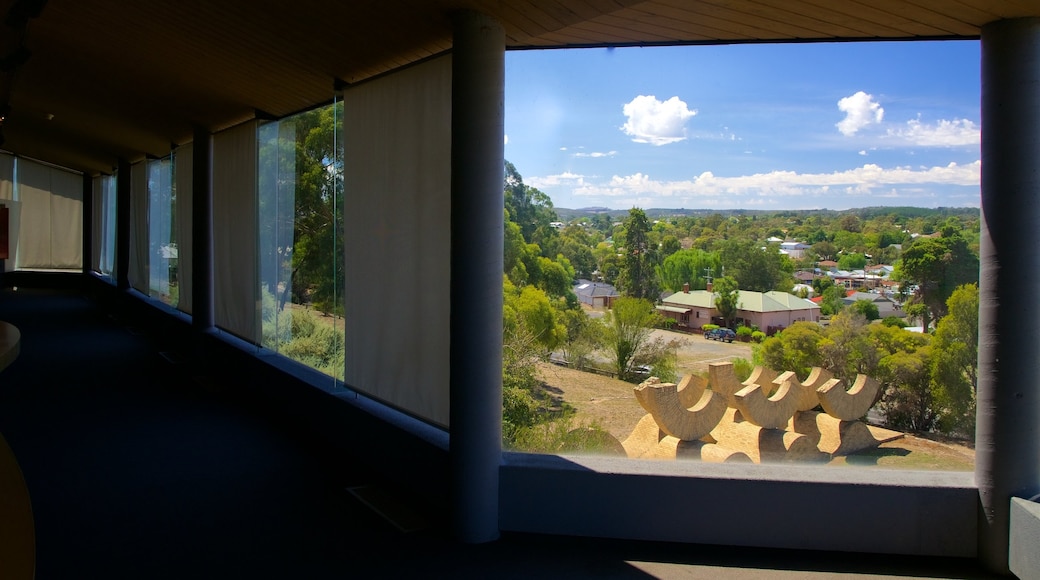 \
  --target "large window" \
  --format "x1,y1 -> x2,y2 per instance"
8,157 -> 82,271
502,42 -> 980,470
91,174 -> 117,278
257,101 -> 344,381
147,156 -> 176,305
